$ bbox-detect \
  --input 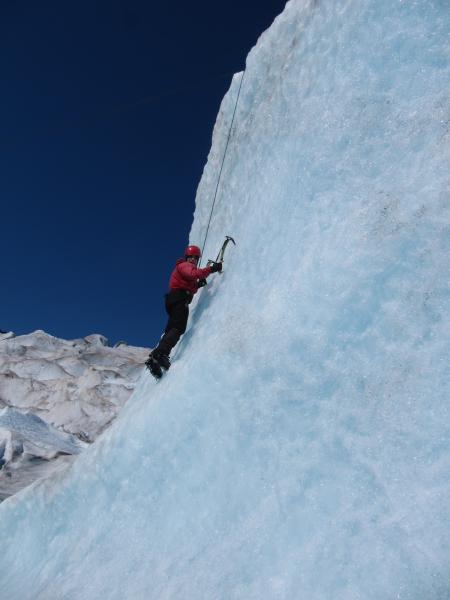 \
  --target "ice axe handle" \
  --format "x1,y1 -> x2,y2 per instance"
206,236 -> 236,271
216,236 -> 236,262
